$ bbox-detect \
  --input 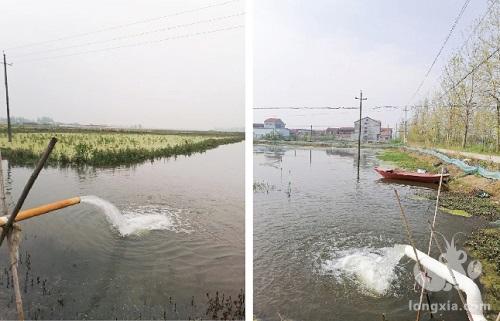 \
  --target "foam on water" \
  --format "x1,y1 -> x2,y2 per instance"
319,245 -> 406,296
81,195 -> 188,236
